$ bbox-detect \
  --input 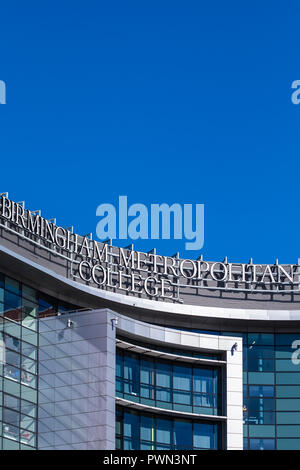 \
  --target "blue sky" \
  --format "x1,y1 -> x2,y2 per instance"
0,1 -> 299,263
